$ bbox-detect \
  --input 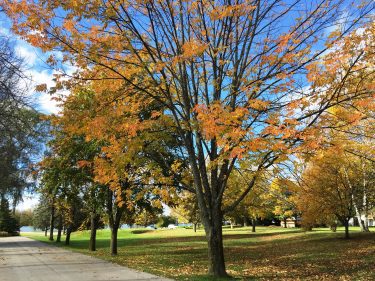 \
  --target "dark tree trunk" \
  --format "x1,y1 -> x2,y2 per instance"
44,227 -> 48,237
303,225 -> 313,231
344,220 -> 350,239
185,136 -> 232,278
107,189 -> 124,256
56,214 -> 63,242
193,223 -> 197,232
89,212 -> 97,251
65,227 -> 72,245
283,217 -> 287,228
330,224 -> 337,232
110,226 -> 119,256
204,209 -> 228,278
49,202 -> 55,241
243,217 -> 249,227
251,218 -> 256,233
